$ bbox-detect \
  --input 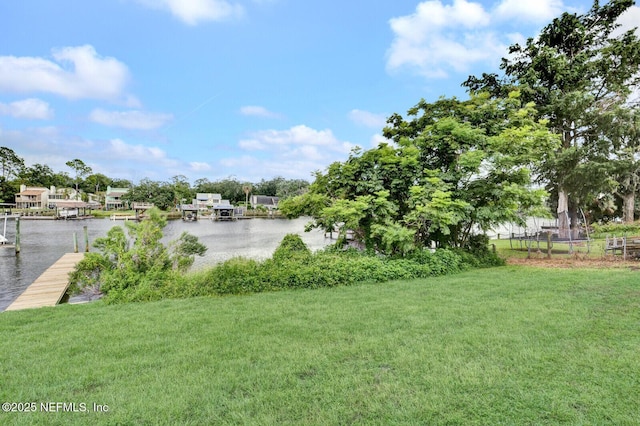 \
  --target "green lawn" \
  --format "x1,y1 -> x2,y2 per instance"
1,266 -> 639,425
